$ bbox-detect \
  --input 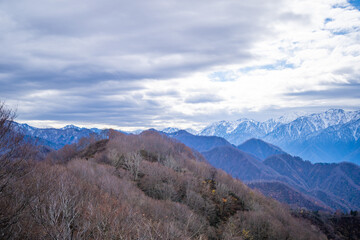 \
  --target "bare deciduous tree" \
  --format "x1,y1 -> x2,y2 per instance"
109,149 -> 142,181
0,102 -> 33,239
30,171 -> 82,240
